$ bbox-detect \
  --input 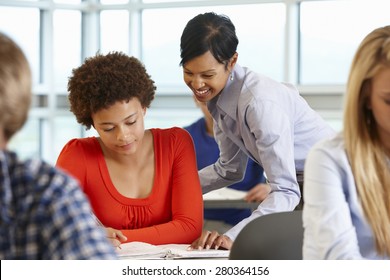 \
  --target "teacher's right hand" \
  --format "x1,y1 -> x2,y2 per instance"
189,230 -> 232,250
